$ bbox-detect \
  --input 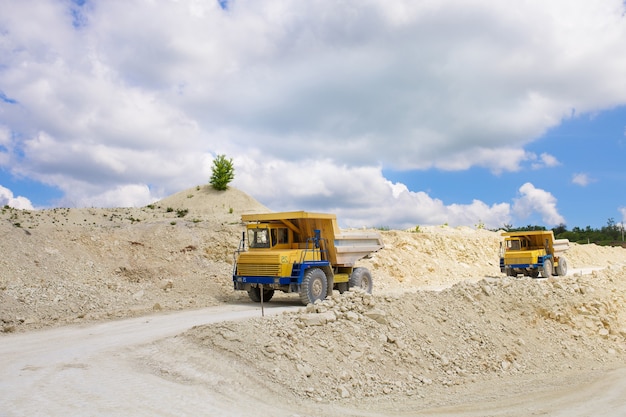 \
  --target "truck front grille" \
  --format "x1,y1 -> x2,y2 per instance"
507,257 -> 529,265
237,264 -> 281,276
237,253 -> 282,276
